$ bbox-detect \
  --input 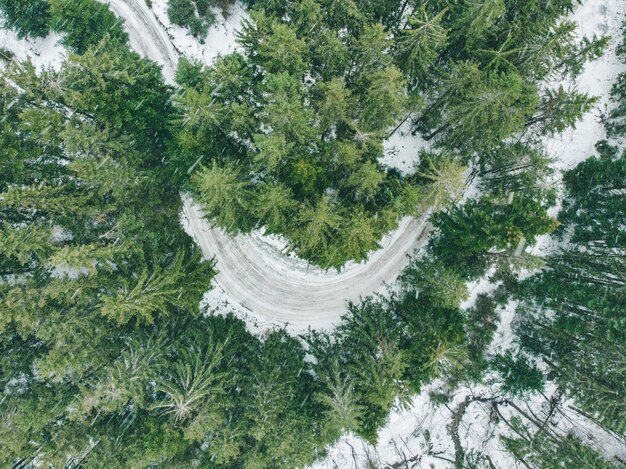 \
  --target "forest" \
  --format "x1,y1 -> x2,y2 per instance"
0,0 -> 624,468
